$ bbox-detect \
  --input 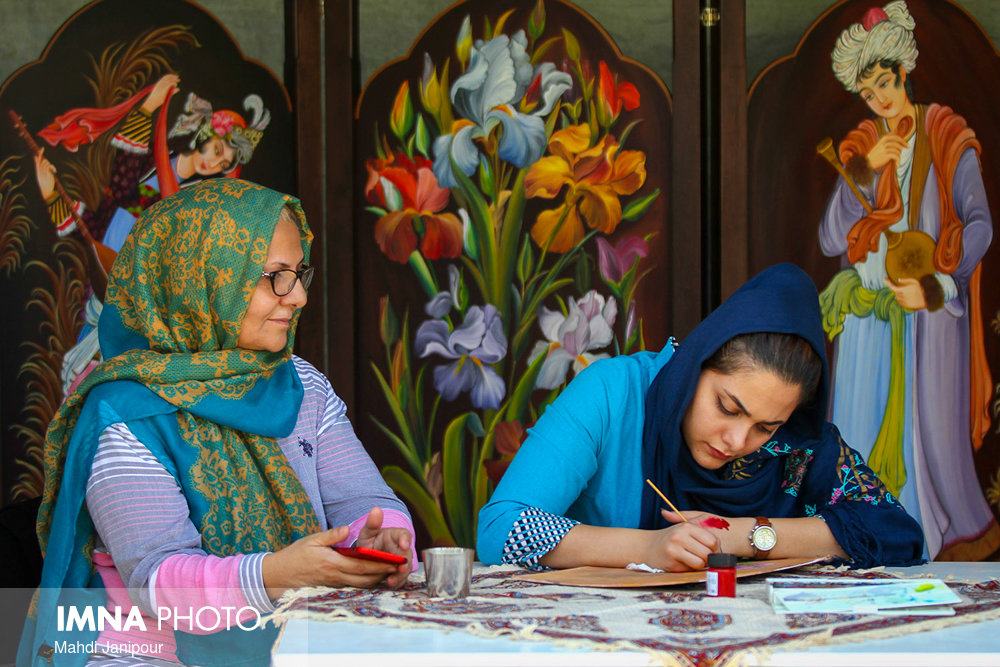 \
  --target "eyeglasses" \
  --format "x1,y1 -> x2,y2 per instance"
260,265 -> 315,296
